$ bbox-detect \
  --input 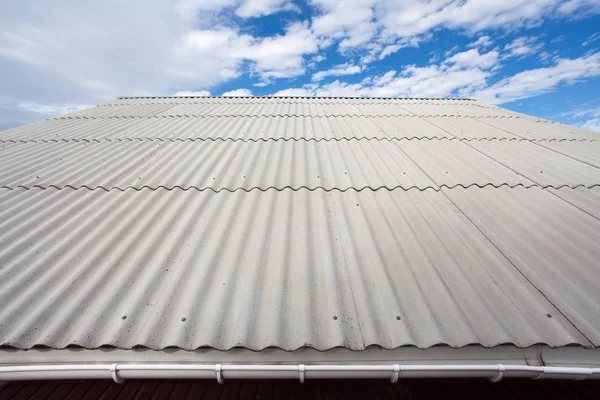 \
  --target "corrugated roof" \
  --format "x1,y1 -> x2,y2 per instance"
0,97 -> 599,354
